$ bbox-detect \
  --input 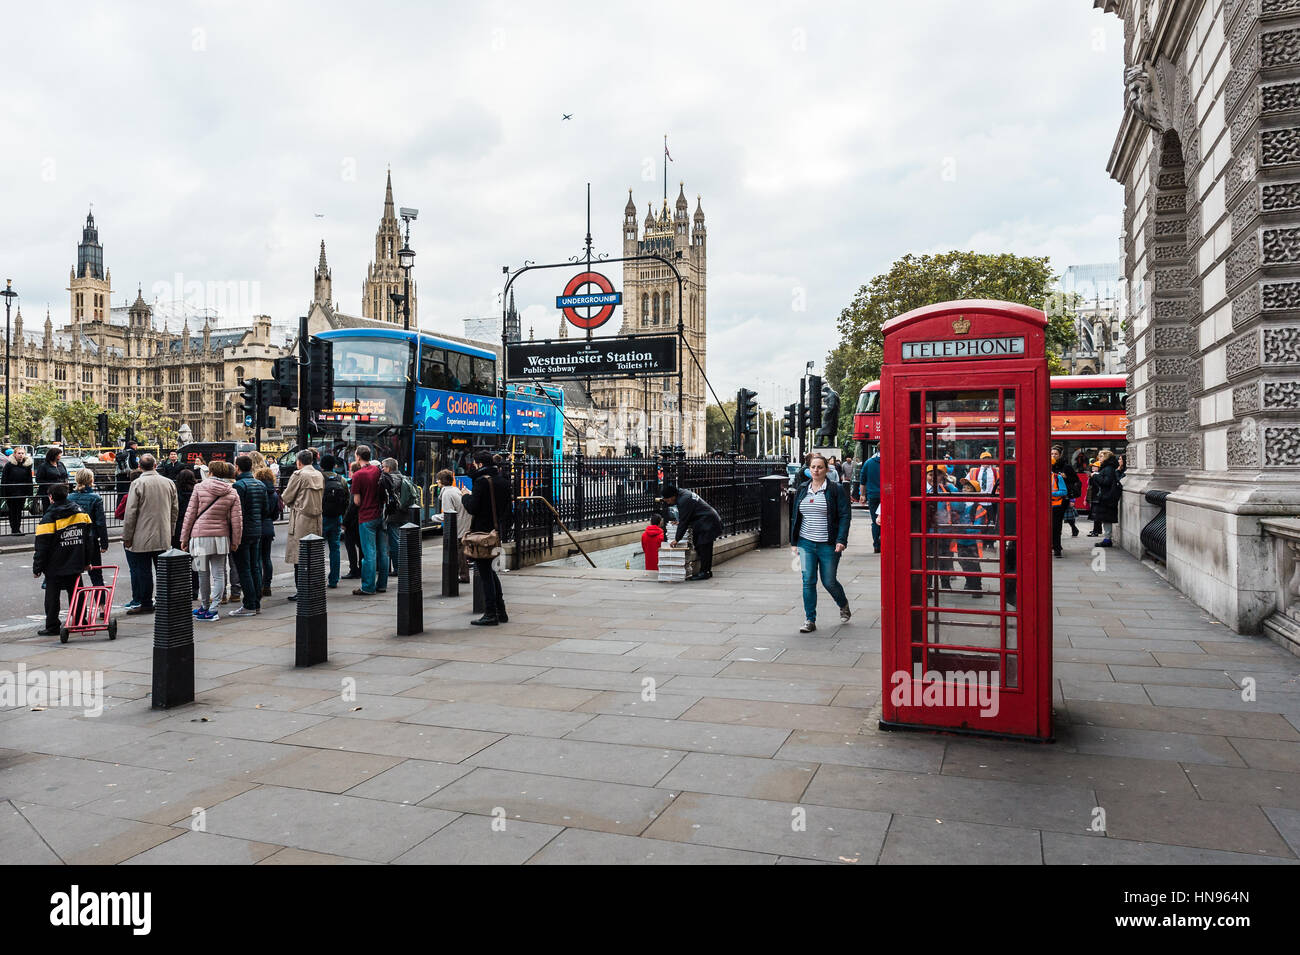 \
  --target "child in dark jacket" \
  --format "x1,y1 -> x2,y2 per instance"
33,482 -> 96,636
641,514 -> 665,571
